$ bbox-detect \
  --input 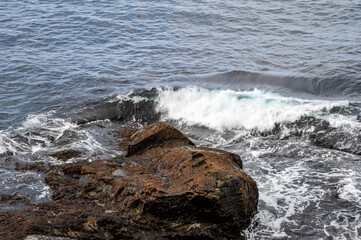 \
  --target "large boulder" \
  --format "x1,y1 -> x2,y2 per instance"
126,122 -> 195,156
0,123 -> 258,239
